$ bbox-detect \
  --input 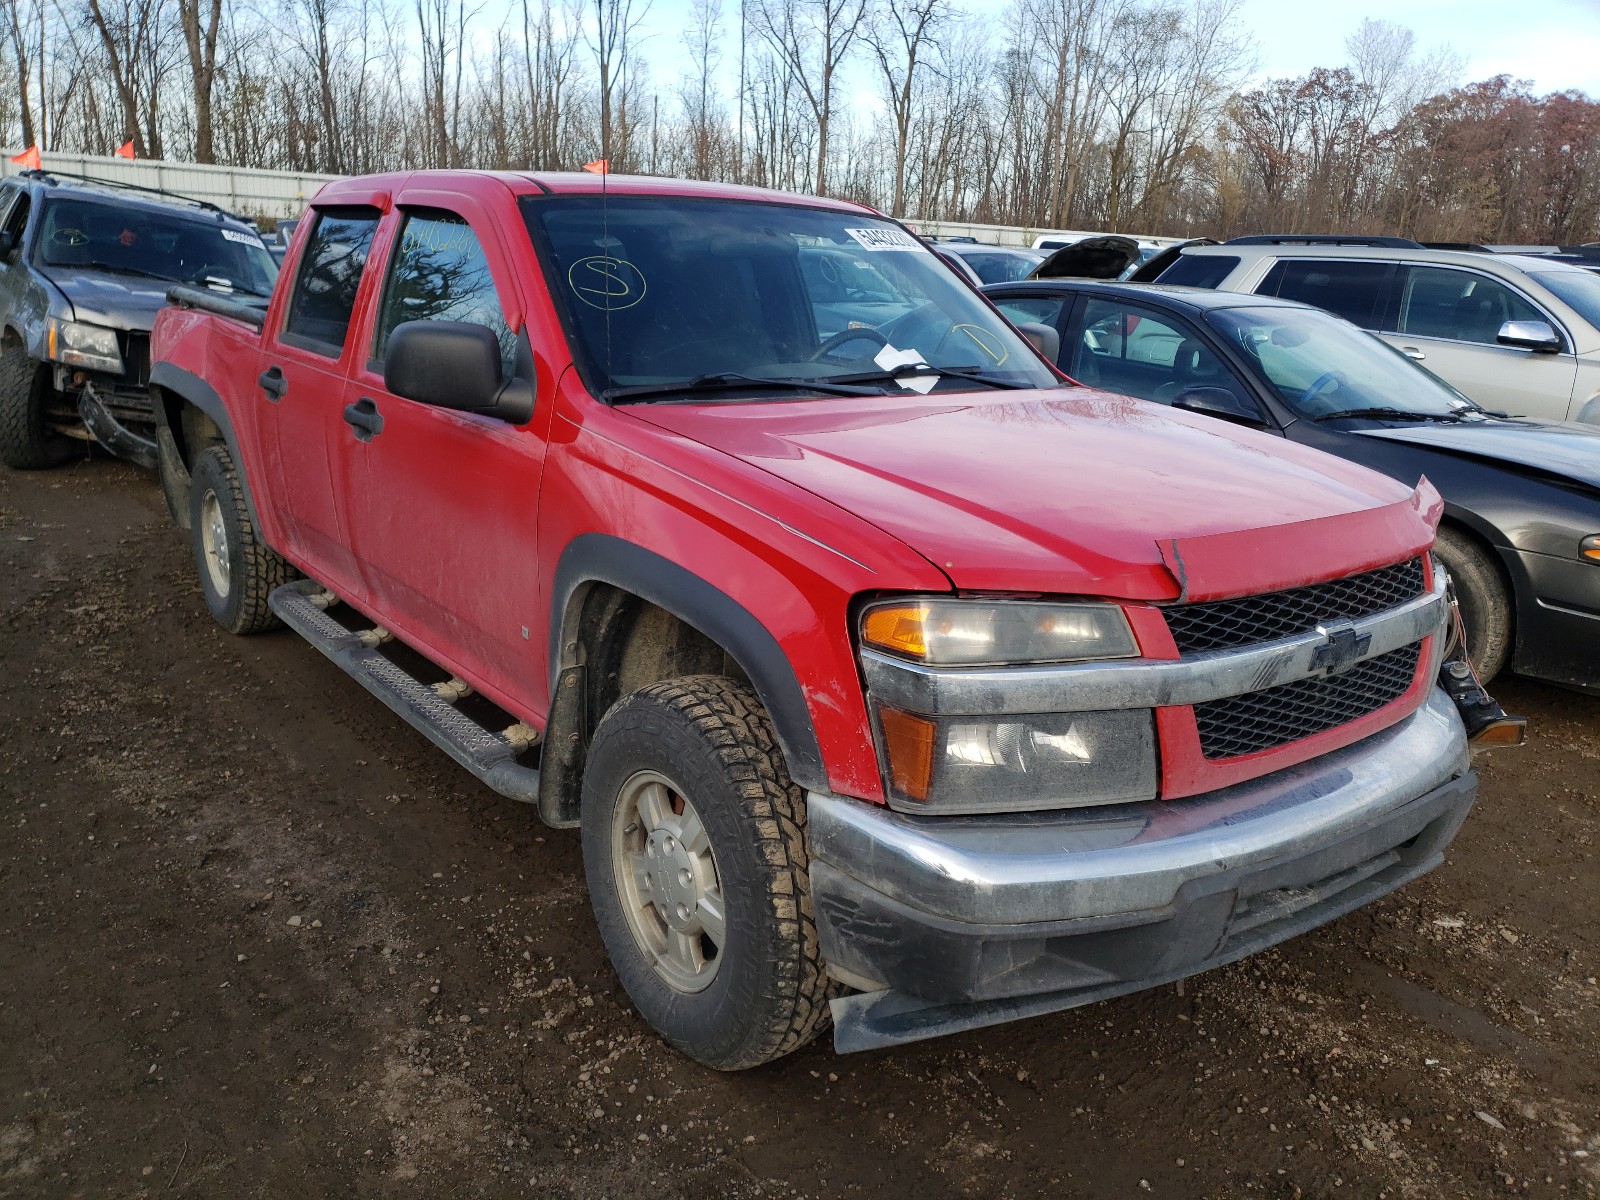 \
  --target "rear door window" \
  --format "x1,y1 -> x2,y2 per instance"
1071,297 -> 1252,406
1256,259 -> 1395,329
373,209 -> 514,375
1395,266 -> 1549,346
994,295 -> 1066,330
282,207 -> 382,355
